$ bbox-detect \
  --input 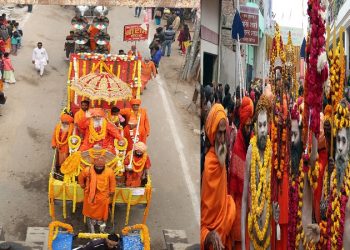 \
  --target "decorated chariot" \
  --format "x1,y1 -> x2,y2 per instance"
48,51 -> 152,228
